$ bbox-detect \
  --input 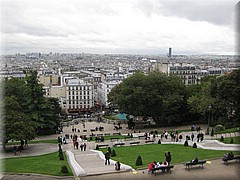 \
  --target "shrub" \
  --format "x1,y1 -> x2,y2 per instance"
136,155 -> 143,166
96,145 -> 99,150
184,140 -> 188,146
158,139 -> 161,144
215,125 -> 225,132
230,138 -> 233,144
220,136 -> 224,142
111,149 -> 116,157
192,143 -> 197,148
61,166 -> 69,173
